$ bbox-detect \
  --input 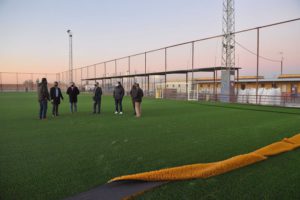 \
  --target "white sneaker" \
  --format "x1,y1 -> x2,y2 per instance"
114,111 -> 118,114
119,112 -> 123,115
